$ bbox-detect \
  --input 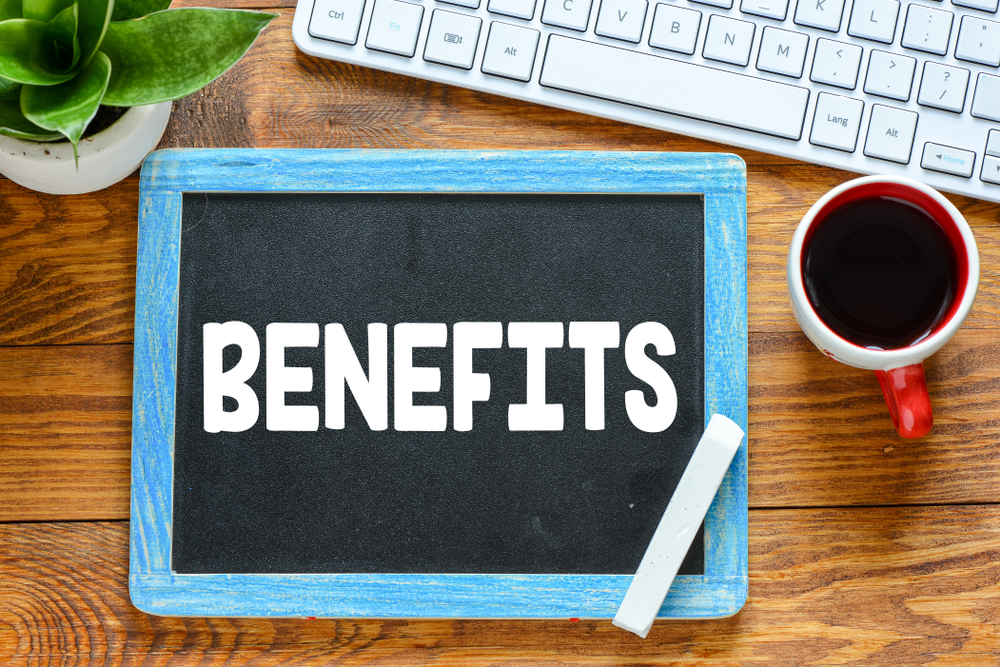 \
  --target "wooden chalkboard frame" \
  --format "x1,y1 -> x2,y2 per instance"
130,149 -> 748,619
